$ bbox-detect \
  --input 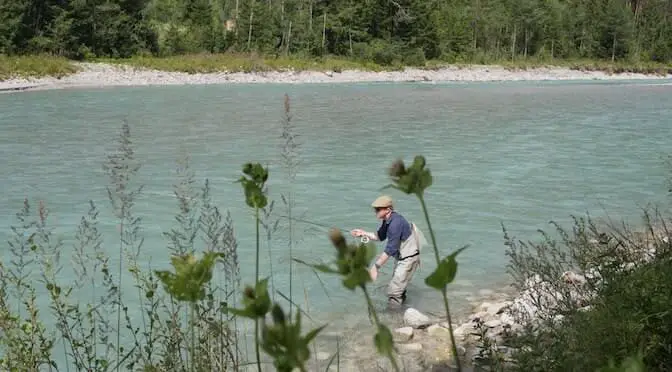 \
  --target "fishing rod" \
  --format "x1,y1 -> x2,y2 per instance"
277,215 -> 371,243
